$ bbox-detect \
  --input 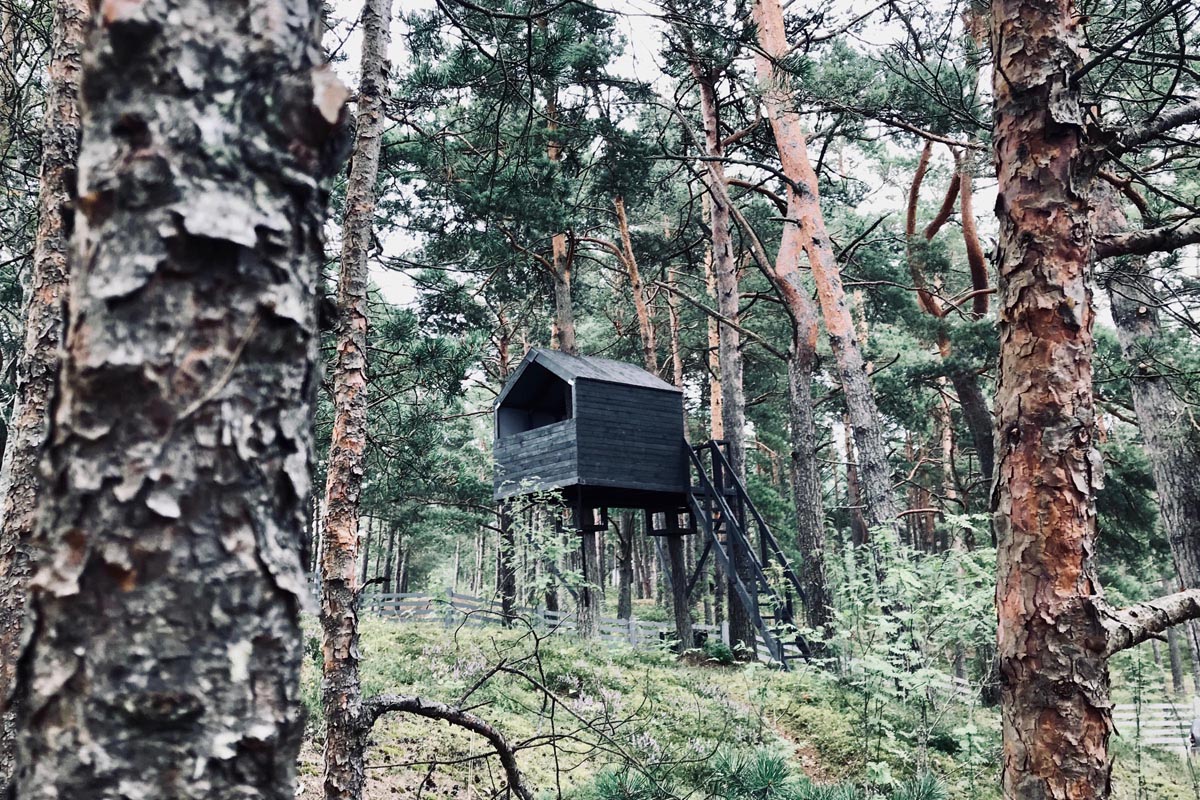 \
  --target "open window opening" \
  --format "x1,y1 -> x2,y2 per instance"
496,362 -> 573,438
